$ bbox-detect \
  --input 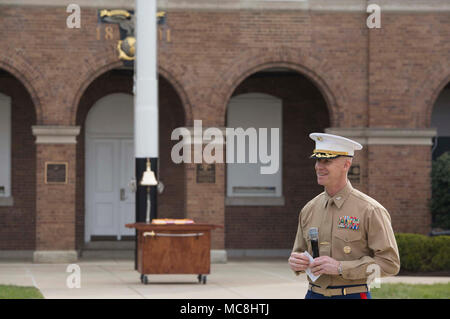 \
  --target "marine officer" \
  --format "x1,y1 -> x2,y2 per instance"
288,133 -> 400,299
